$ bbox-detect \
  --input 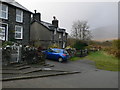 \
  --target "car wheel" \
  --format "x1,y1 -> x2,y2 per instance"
58,57 -> 63,62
